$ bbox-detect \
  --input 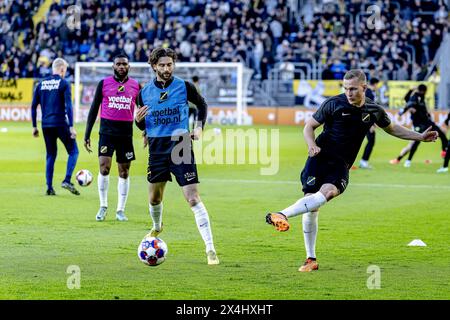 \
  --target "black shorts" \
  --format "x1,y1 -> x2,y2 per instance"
189,106 -> 198,118
98,134 -> 135,163
300,153 -> 349,195
147,150 -> 199,186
